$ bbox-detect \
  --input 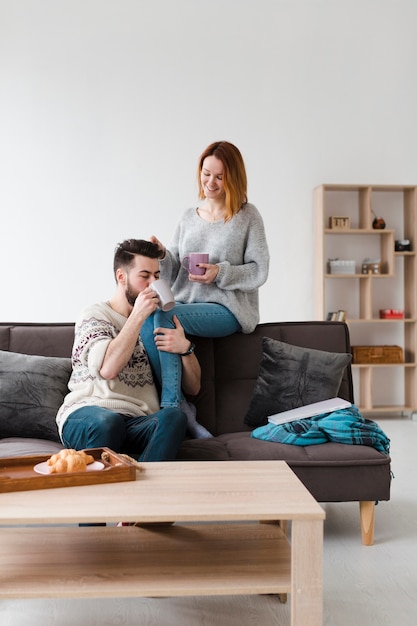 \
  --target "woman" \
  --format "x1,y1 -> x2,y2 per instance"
143,141 -> 270,437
